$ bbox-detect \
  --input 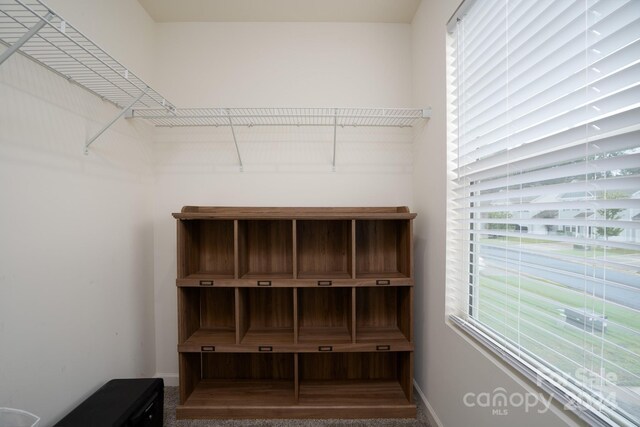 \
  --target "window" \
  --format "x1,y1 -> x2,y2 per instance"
446,1 -> 640,425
